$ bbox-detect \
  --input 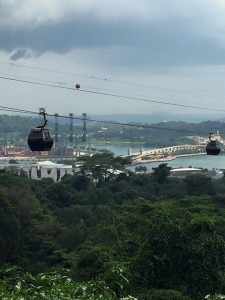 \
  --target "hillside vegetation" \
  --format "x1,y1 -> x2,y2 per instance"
1,161 -> 225,299
1,114 -> 225,147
